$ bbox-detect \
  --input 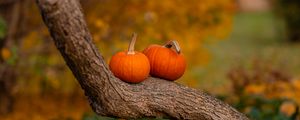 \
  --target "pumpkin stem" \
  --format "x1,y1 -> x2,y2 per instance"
164,40 -> 181,54
128,33 -> 137,54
